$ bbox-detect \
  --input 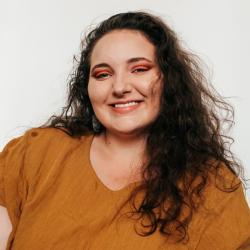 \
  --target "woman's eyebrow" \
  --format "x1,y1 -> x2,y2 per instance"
91,63 -> 110,73
90,57 -> 153,73
127,57 -> 153,64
